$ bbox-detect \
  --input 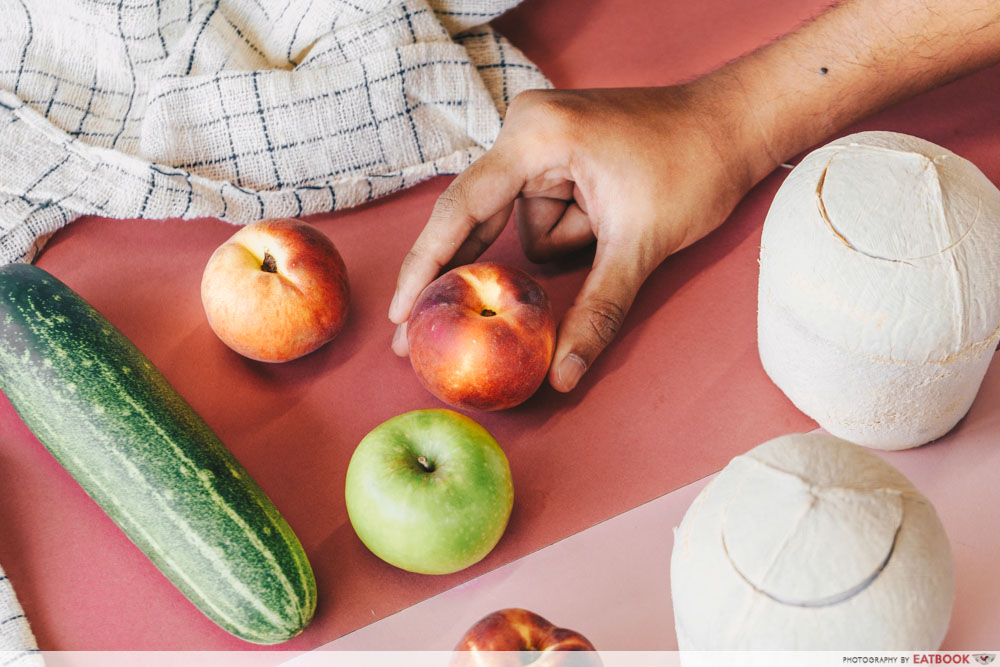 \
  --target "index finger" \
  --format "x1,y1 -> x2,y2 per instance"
389,147 -> 526,324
